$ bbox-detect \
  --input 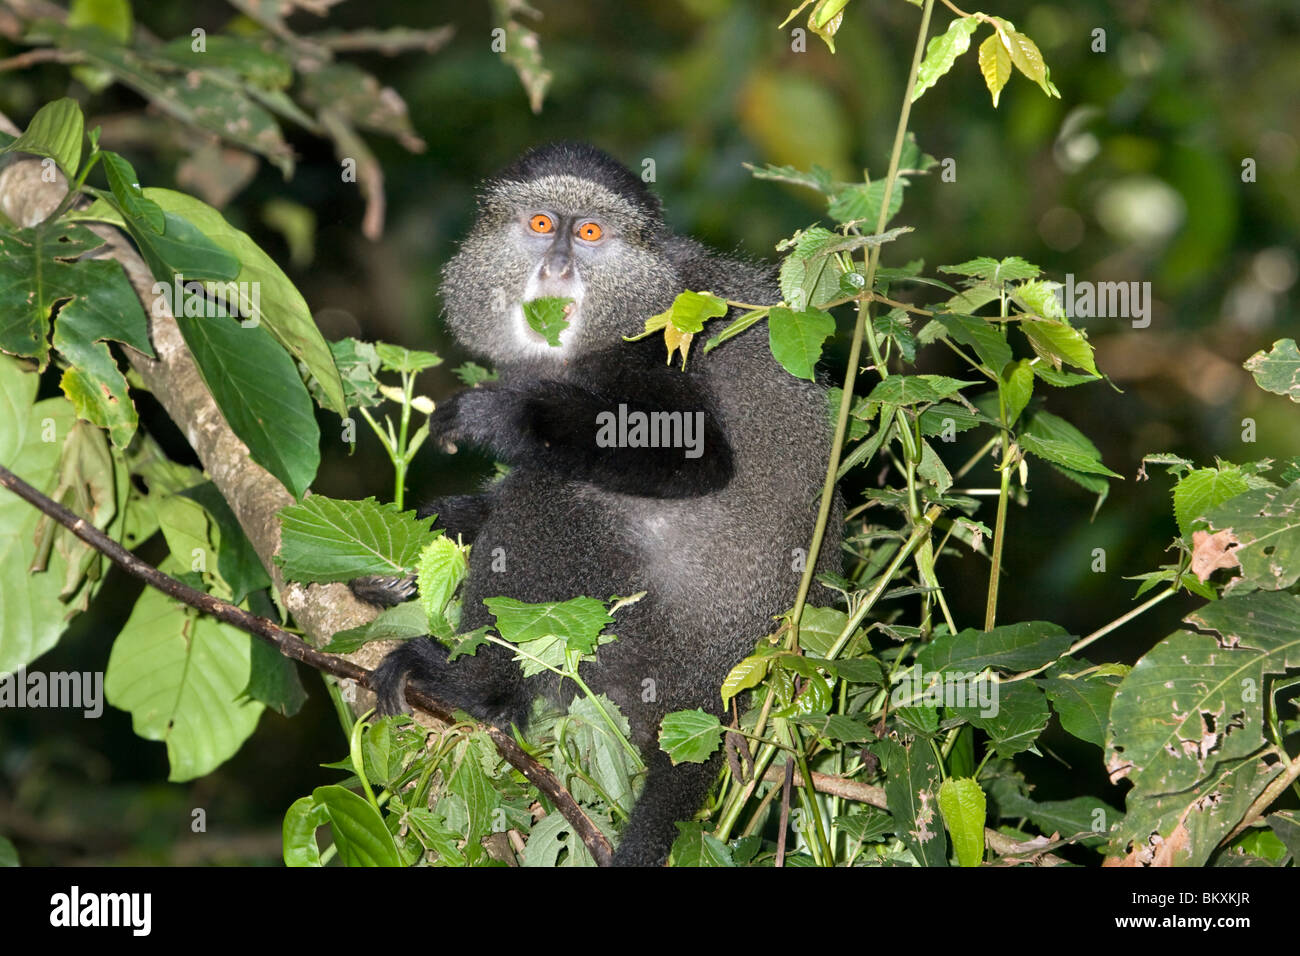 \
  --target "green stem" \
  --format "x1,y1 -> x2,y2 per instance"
788,0 -> 937,644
